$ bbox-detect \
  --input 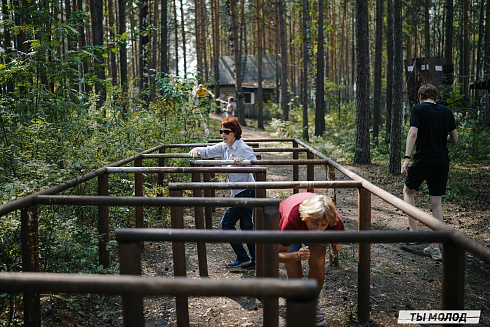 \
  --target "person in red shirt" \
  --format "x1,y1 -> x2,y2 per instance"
278,192 -> 344,326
